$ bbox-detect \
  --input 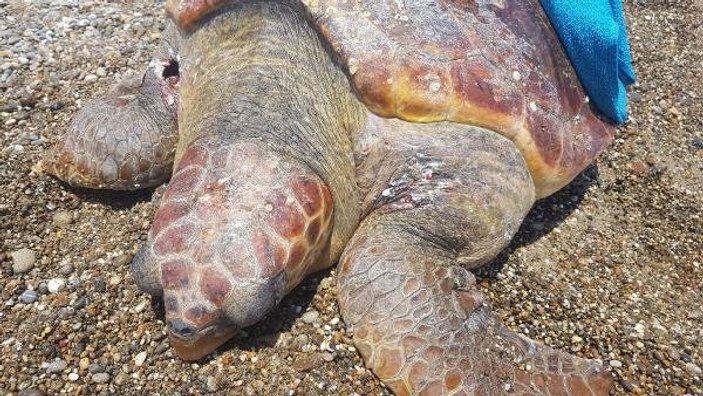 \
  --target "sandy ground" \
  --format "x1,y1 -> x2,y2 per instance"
0,1 -> 701,395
